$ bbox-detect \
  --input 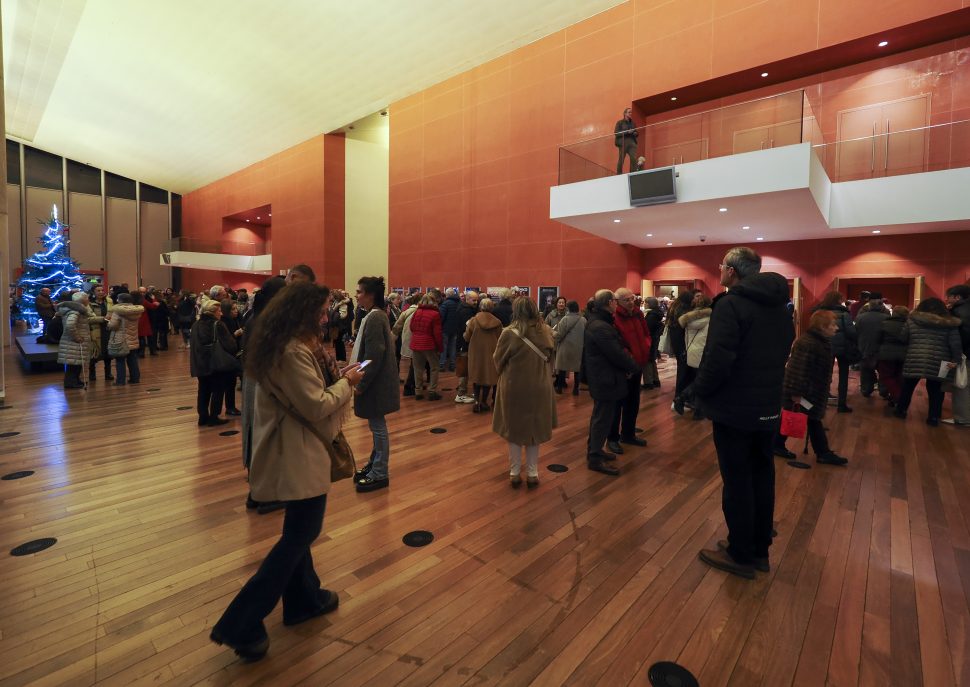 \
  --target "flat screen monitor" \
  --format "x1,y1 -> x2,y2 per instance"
629,166 -> 676,207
